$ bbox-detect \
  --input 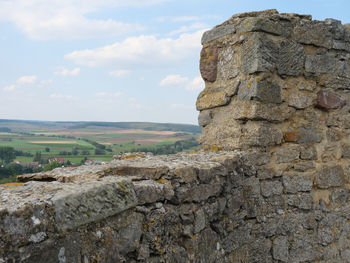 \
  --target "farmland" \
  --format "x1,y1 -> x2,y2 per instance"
0,120 -> 201,167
